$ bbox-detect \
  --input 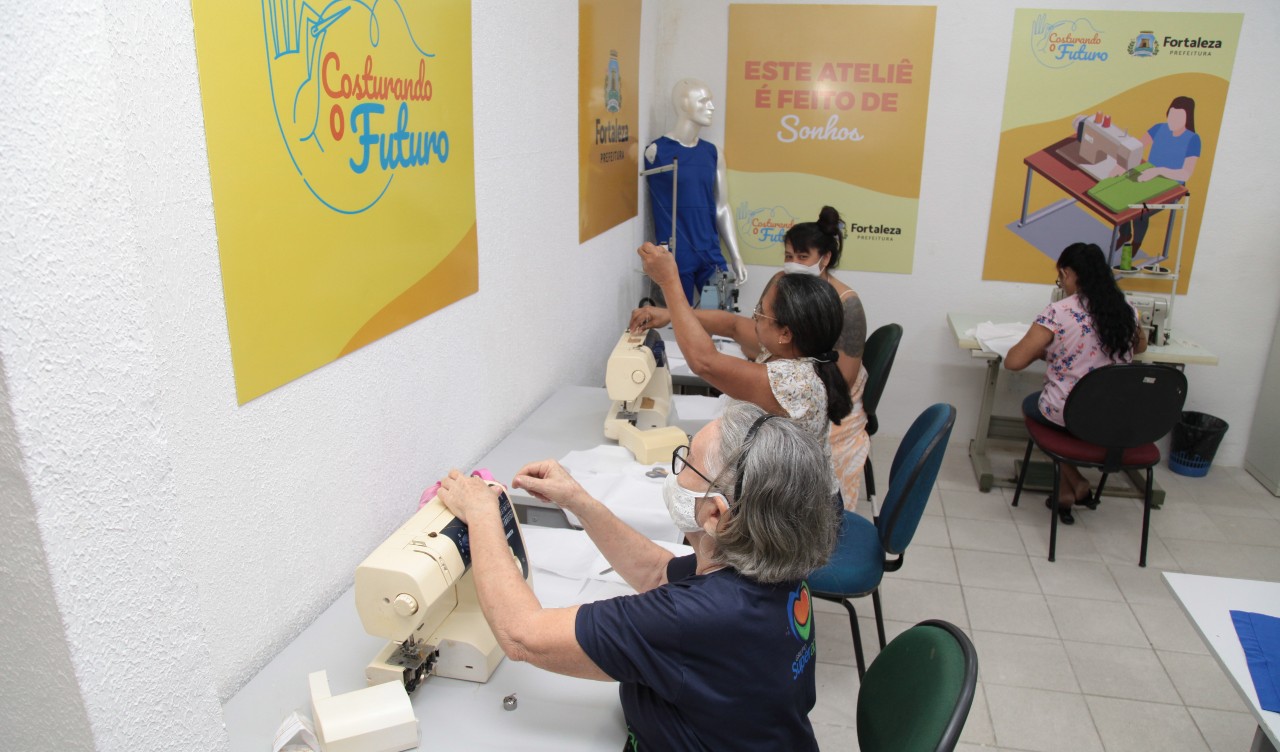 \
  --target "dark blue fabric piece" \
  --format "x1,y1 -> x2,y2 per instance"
576,554 -> 819,751
1231,609 -> 1280,713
